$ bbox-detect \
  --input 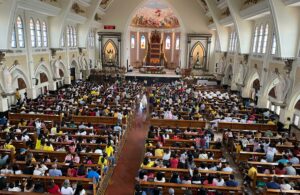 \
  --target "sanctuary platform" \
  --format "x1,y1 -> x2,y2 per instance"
125,68 -> 181,85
